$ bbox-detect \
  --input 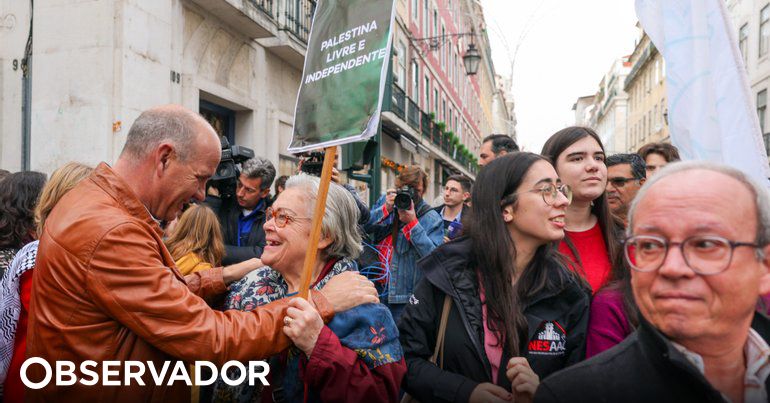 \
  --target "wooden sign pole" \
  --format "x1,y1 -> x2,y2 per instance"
298,146 -> 337,299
